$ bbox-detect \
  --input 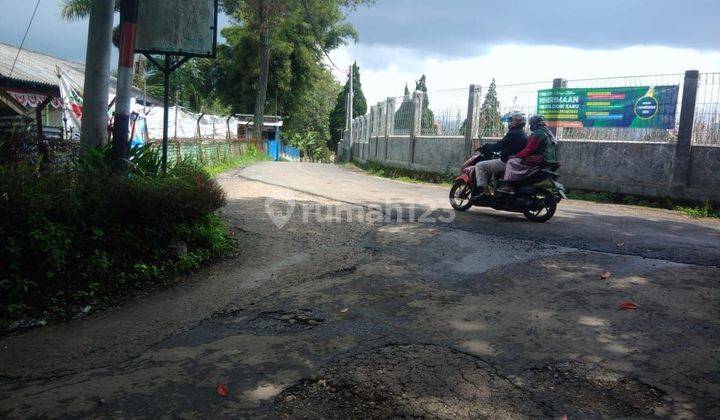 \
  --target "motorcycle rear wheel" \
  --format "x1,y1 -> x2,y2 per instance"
449,180 -> 473,211
523,190 -> 557,222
